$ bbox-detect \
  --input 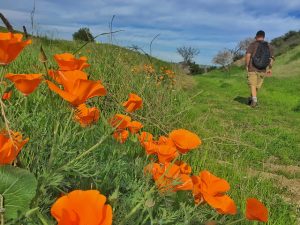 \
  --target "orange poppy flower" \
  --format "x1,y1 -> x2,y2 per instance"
51,190 -> 112,225
48,69 -> 88,85
160,163 -> 193,192
156,144 -> 179,164
143,141 -> 158,155
0,32 -> 31,65
46,78 -> 106,106
173,173 -> 193,192
5,73 -> 42,95
211,195 -> 237,215
138,132 -> 155,155
191,170 -> 237,215
0,130 -> 29,164
2,90 -> 12,100
113,130 -> 129,144
74,104 -> 100,127
246,198 -> 268,222
144,162 -> 161,178
122,93 -> 143,113
128,121 -> 143,134
145,162 -> 193,192
138,132 -> 153,146
109,114 -> 131,130
169,129 -> 201,153
175,161 -> 192,175
158,136 -> 176,147
54,53 -> 90,71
